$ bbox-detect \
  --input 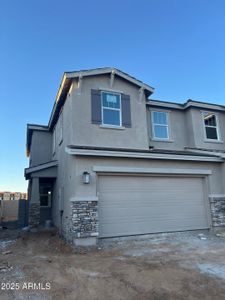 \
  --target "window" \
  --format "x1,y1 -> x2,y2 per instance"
203,112 -> 219,140
151,111 -> 169,139
101,92 -> 121,126
39,183 -> 52,207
